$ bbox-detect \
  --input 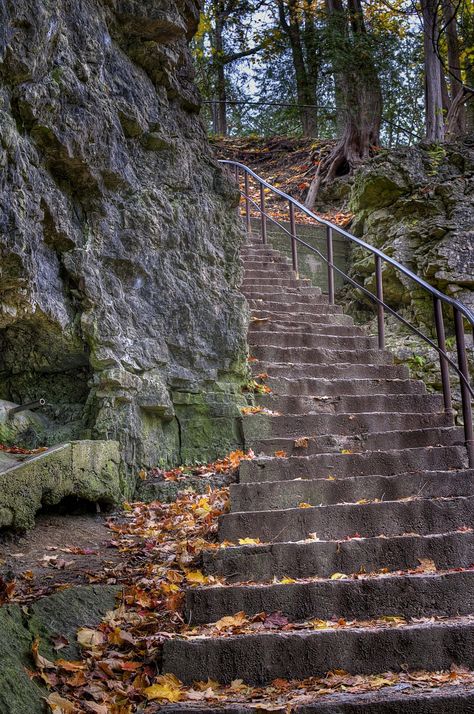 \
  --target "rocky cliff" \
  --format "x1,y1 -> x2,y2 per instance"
0,0 -> 248,469
349,136 -> 474,326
